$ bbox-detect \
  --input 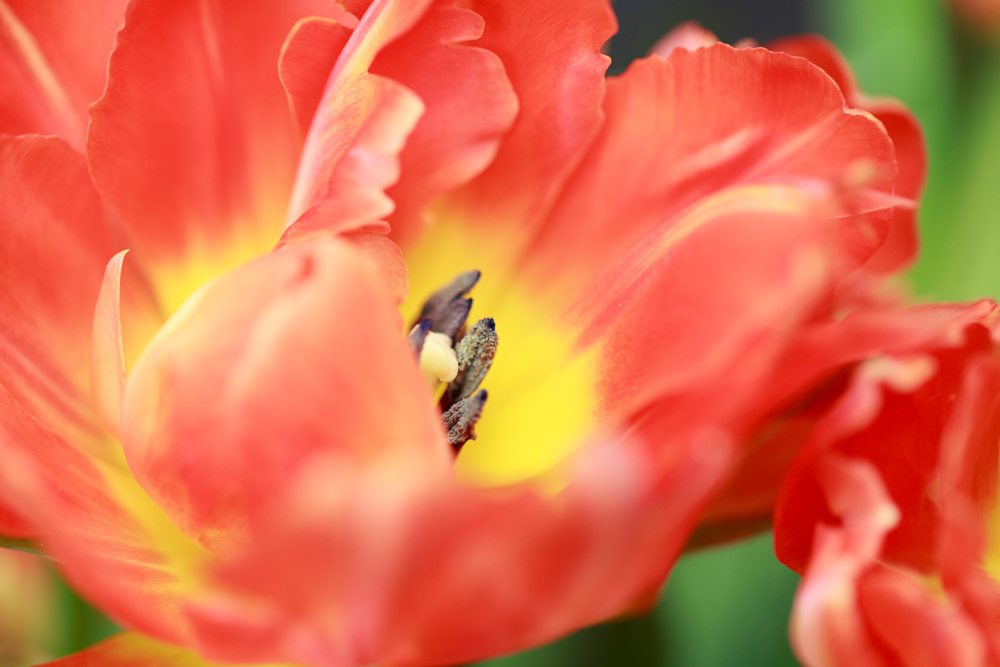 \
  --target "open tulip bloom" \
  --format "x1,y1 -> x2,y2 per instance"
1,1 -> 999,666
